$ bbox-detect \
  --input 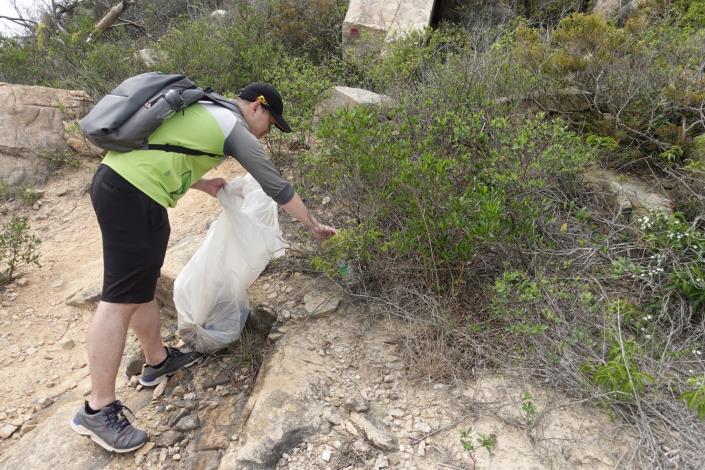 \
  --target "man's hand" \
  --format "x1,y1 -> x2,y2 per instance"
311,224 -> 337,240
191,177 -> 227,198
